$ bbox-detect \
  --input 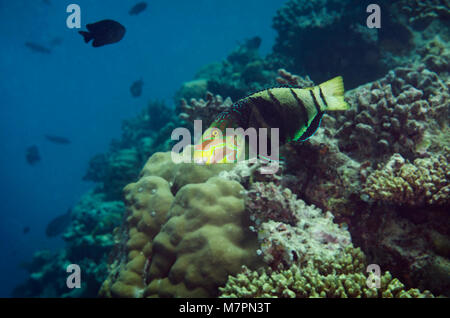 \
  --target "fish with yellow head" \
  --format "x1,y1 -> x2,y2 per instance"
193,76 -> 350,164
